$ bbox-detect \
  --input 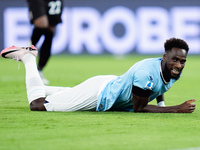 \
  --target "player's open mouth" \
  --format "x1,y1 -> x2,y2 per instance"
171,68 -> 180,75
